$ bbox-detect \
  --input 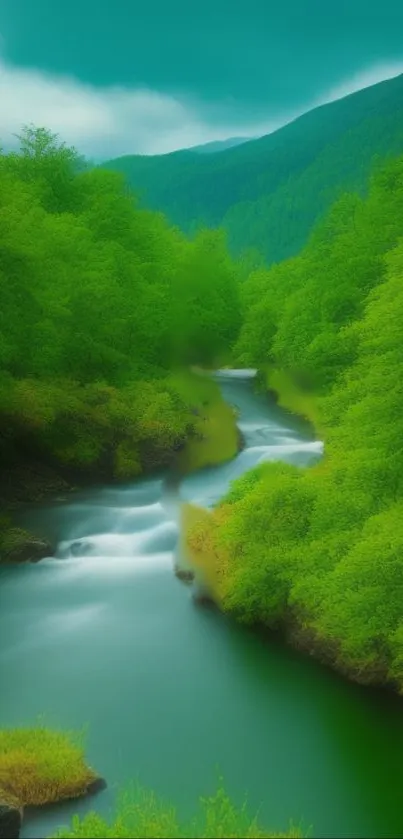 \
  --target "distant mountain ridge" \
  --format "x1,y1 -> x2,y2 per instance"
188,137 -> 252,154
102,73 -> 403,263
